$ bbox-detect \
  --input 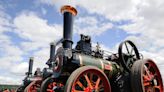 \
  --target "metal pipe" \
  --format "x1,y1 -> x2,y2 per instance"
47,39 -> 64,66
28,57 -> 34,76
61,5 -> 77,49
50,42 -> 55,60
